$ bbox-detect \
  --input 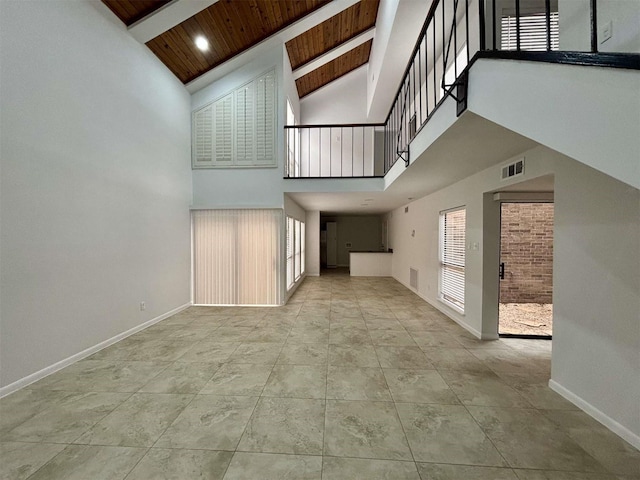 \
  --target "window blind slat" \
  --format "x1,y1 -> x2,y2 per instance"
440,208 -> 466,311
